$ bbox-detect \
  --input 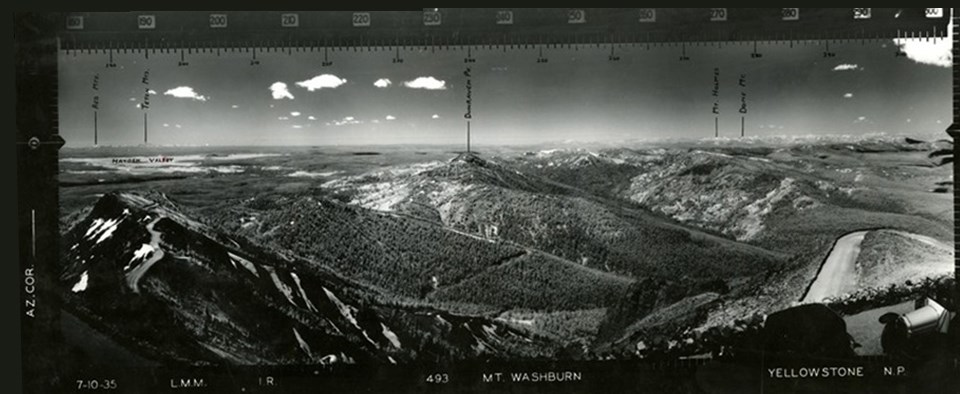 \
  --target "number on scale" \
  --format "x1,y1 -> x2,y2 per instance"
352,12 -> 371,27
495,10 -> 513,25
781,8 -> 799,21
281,13 -> 299,27
138,15 -> 156,29
710,8 -> 727,22
66,15 -> 84,30
924,8 -> 943,18
425,374 -> 449,384
853,8 -> 871,20
423,11 -> 441,26
567,9 -> 586,24
638,8 -> 656,23
209,14 -> 227,28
